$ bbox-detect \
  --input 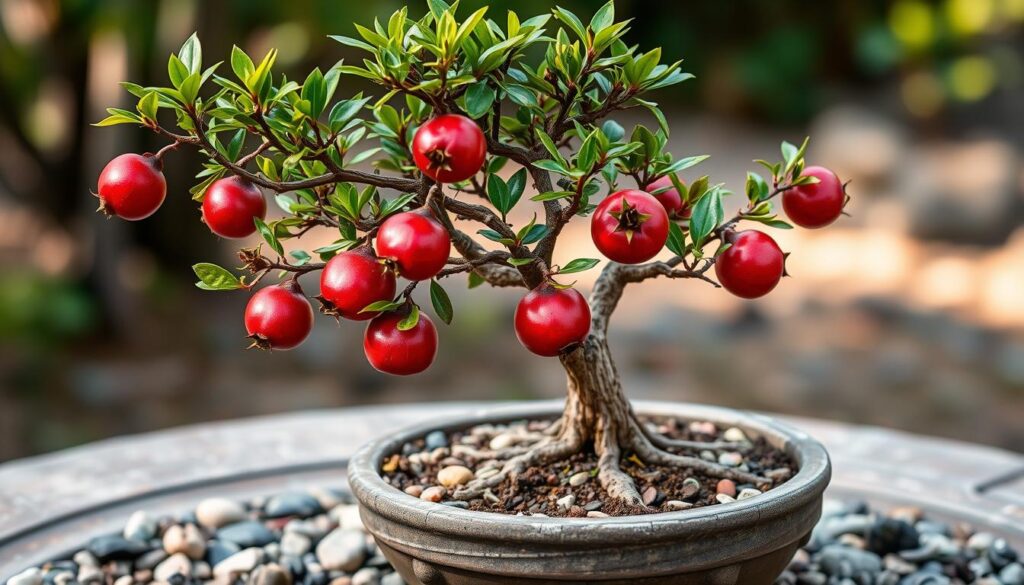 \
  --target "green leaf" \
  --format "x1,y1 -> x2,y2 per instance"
429,280 -> 454,325
559,258 -> 600,274
168,54 -> 189,88
137,91 -> 159,121
601,120 -> 625,142
531,190 -> 574,202
552,7 -> 587,42
230,45 -> 255,85
534,129 -> 565,165
589,1 -> 615,33
467,270 -> 485,289
178,33 -> 202,74
666,222 -> 686,257
361,299 -> 404,314
289,250 -> 312,266
254,217 -> 284,256
464,81 -> 496,119
487,173 -> 511,218
192,263 -> 243,291
477,229 -> 513,244
507,257 -> 534,266
519,224 -> 548,245
300,68 -> 327,118
93,112 -> 142,127
746,172 -> 770,203
397,304 -> 420,331
689,187 -> 724,249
